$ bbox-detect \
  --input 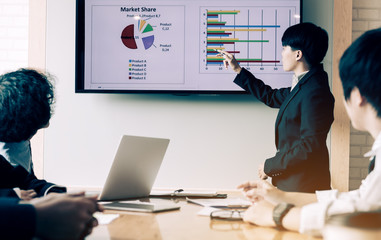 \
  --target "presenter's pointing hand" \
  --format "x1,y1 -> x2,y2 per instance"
216,50 -> 242,74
